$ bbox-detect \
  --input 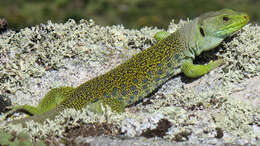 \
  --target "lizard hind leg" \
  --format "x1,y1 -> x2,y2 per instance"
5,105 -> 40,119
87,98 -> 125,114
37,86 -> 74,113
